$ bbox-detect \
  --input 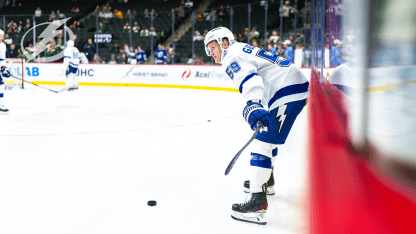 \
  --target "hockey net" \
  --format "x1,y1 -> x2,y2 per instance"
4,58 -> 24,90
